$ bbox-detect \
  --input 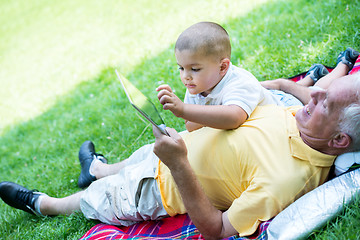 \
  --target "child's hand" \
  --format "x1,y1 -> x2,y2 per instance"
156,84 -> 184,117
